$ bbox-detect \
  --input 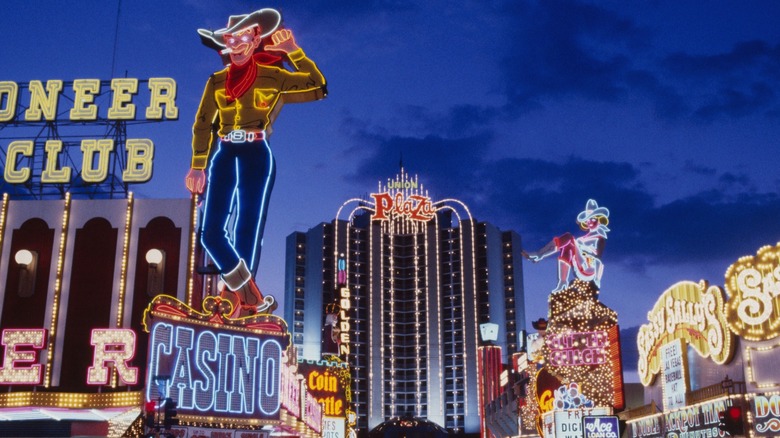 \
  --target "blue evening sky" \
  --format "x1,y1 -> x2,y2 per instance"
2,1 -> 780,356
